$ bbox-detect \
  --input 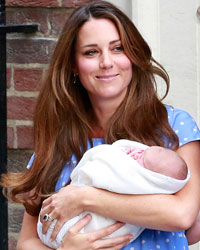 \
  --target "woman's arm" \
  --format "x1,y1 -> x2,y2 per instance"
185,211 -> 200,245
41,141 -> 200,240
86,141 -> 200,229
17,212 -> 133,250
17,212 -> 53,250
57,214 -> 133,250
